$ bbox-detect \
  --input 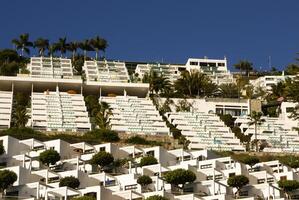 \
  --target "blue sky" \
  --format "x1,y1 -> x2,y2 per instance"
1,0 -> 299,71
